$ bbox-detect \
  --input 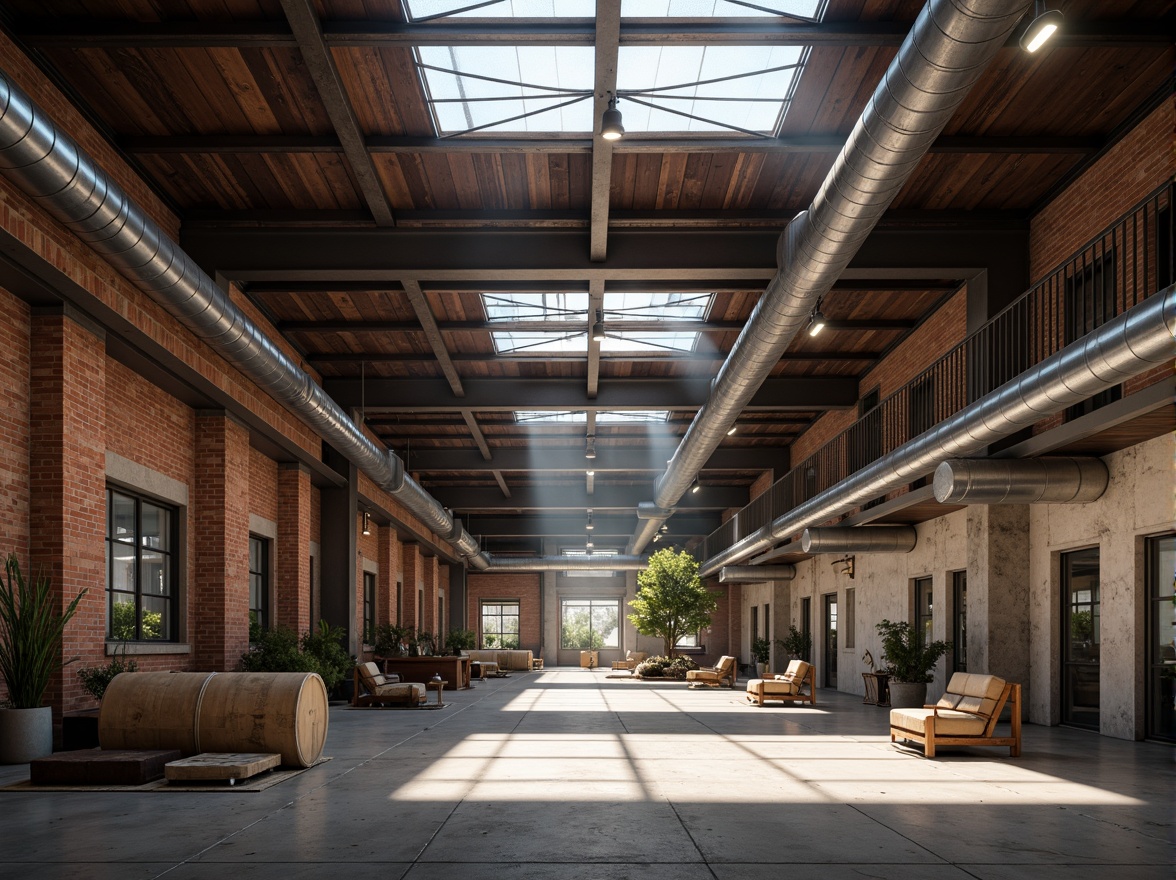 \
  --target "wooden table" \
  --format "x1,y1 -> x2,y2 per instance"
427,680 -> 447,707
379,655 -> 471,689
